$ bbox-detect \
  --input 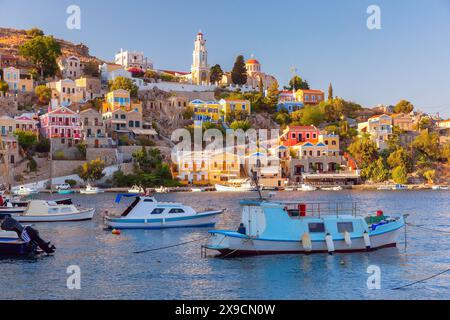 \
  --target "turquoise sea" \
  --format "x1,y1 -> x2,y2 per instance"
0,190 -> 449,300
